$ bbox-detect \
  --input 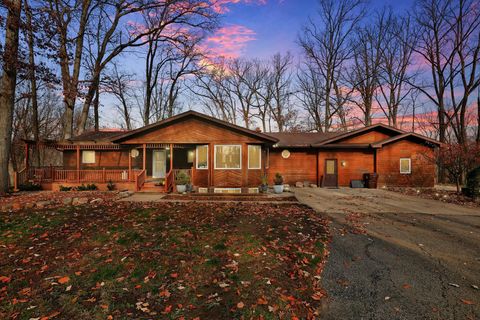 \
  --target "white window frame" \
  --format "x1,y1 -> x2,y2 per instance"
399,158 -> 411,174
196,145 -> 208,170
81,150 -> 96,164
248,145 -> 262,169
214,144 -> 242,170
